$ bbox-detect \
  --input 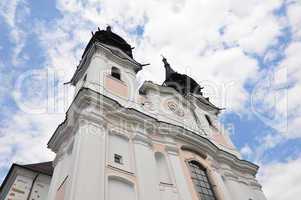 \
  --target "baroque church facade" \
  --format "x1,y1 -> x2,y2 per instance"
0,26 -> 267,200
